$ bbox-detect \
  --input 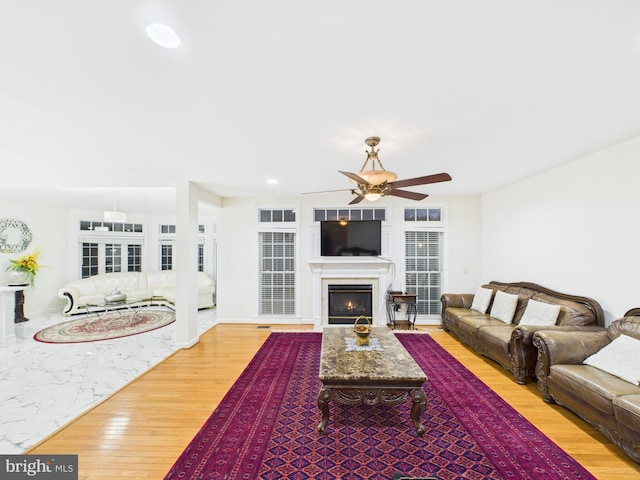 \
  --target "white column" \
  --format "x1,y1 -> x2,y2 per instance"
175,181 -> 199,348
0,286 -> 24,342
